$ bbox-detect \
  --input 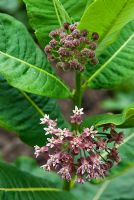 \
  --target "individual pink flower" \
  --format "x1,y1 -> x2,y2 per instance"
40,114 -> 57,127
70,106 -> 84,124
58,166 -> 72,181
